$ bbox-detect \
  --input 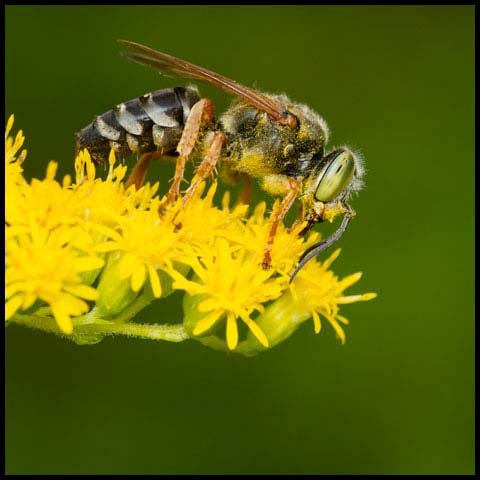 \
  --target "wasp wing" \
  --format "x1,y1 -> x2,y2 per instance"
118,40 -> 290,125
